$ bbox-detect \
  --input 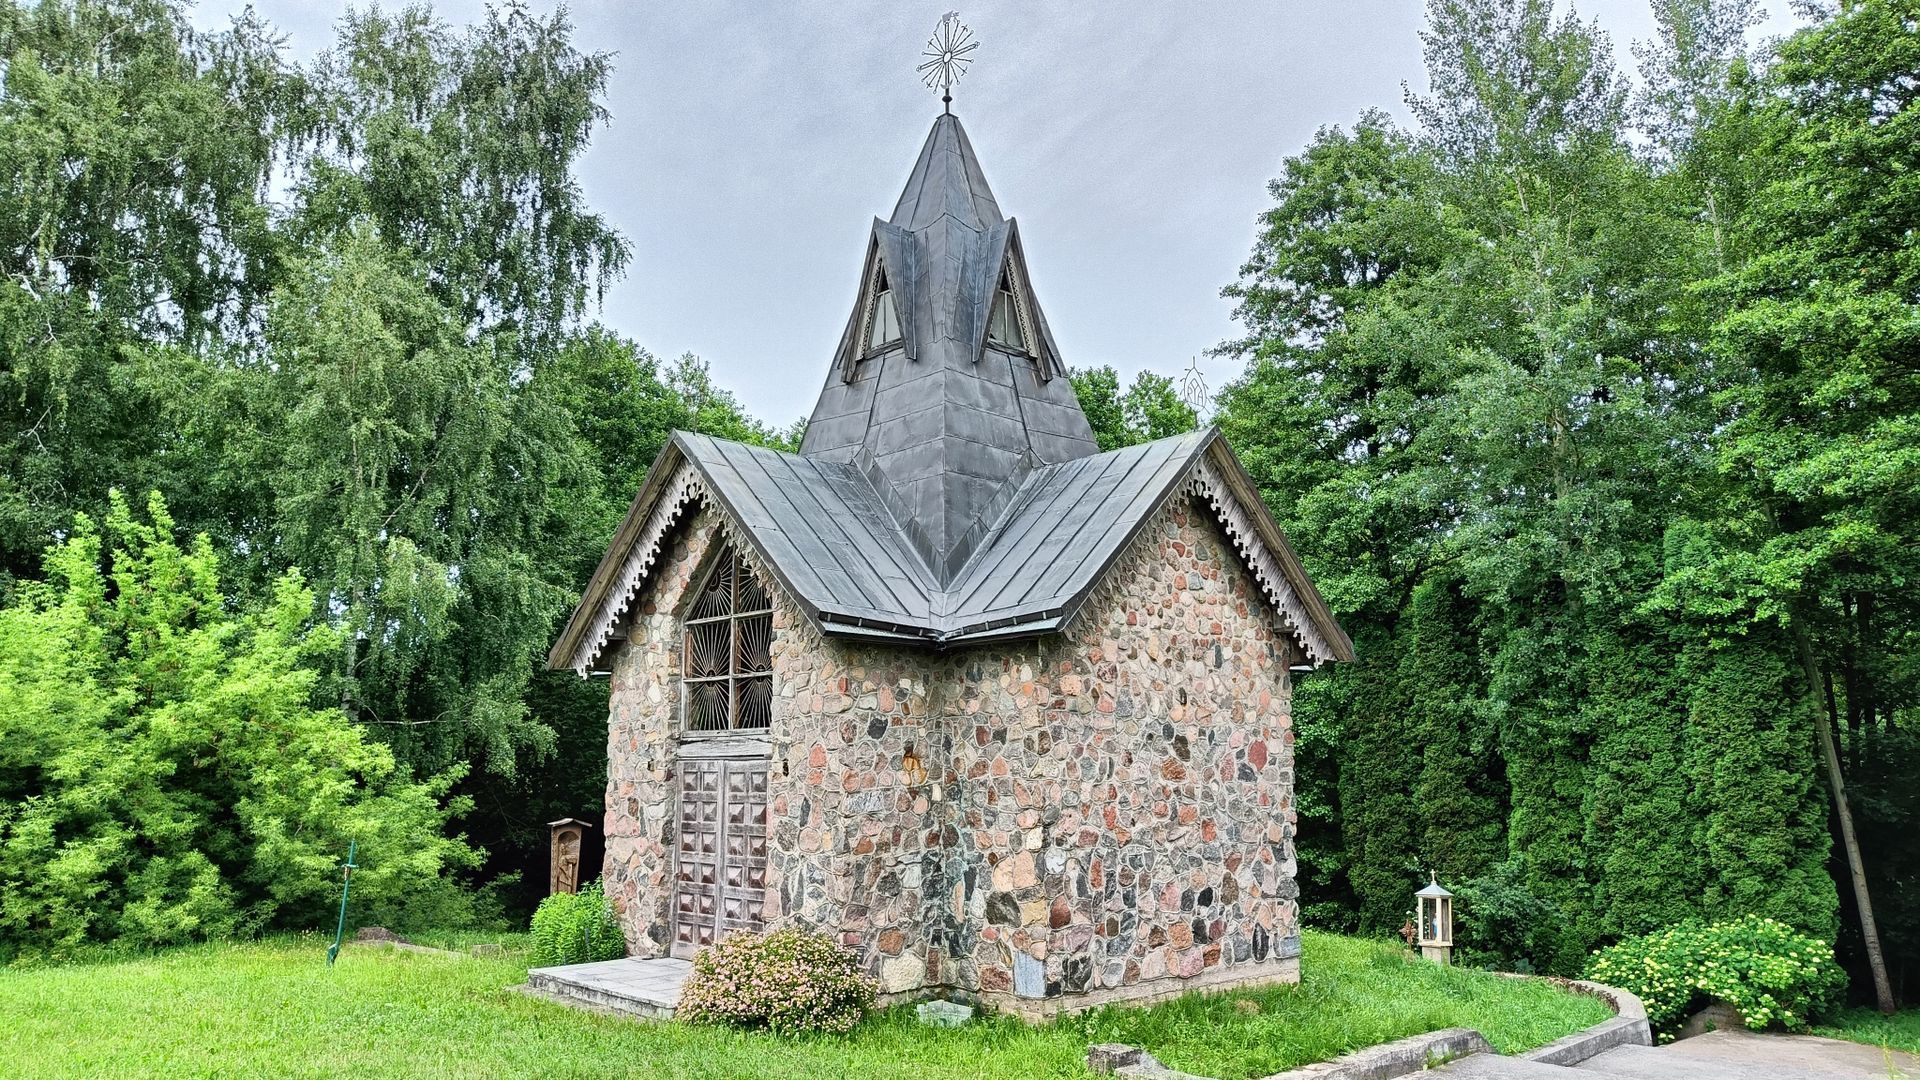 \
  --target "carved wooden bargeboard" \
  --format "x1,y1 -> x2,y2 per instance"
671,757 -> 768,956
